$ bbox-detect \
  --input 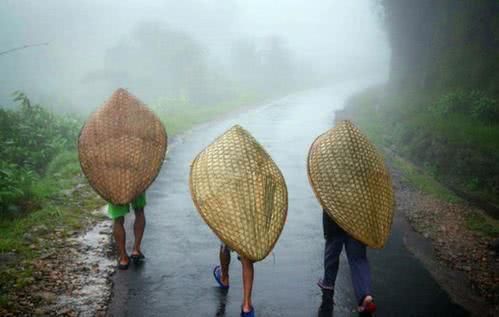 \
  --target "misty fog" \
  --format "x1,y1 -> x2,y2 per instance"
0,0 -> 389,113
2,1 -> 499,315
